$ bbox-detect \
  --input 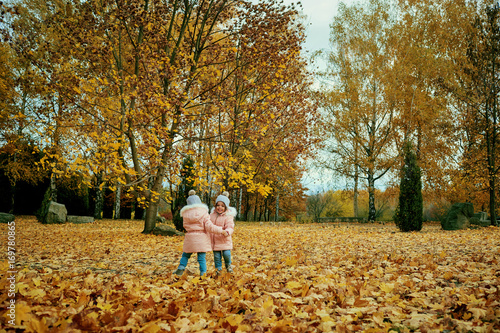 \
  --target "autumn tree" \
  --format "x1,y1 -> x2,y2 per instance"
317,0 -> 399,222
0,42 -> 16,121
306,192 -> 328,222
322,190 -> 344,218
273,174 -> 308,220
3,0 -> 317,232
0,18 -> 51,212
2,0 -> 91,212
192,1 -> 318,208
391,0 -> 461,197
394,141 -> 423,232
457,2 -> 500,225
